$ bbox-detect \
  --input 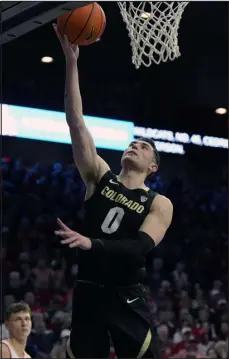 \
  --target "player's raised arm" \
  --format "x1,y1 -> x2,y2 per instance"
53,24 -> 109,185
